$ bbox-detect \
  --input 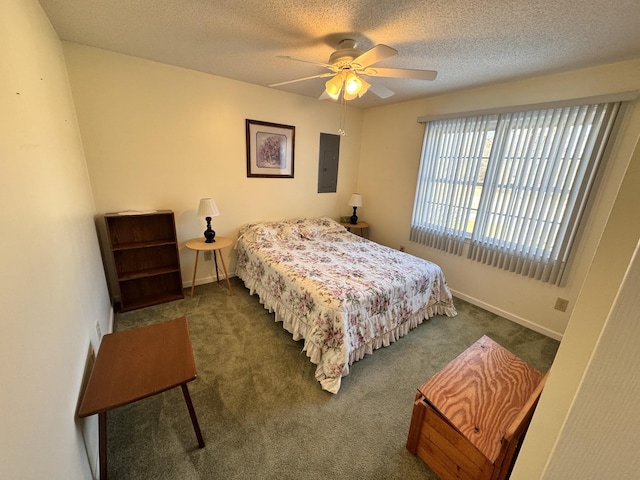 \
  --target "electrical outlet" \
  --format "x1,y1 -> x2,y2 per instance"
95,320 -> 102,340
554,297 -> 569,312
399,245 -> 406,252
204,251 -> 212,261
